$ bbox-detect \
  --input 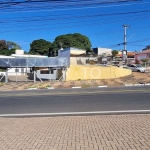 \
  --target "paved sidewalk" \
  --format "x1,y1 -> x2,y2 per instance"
0,115 -> 150,150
